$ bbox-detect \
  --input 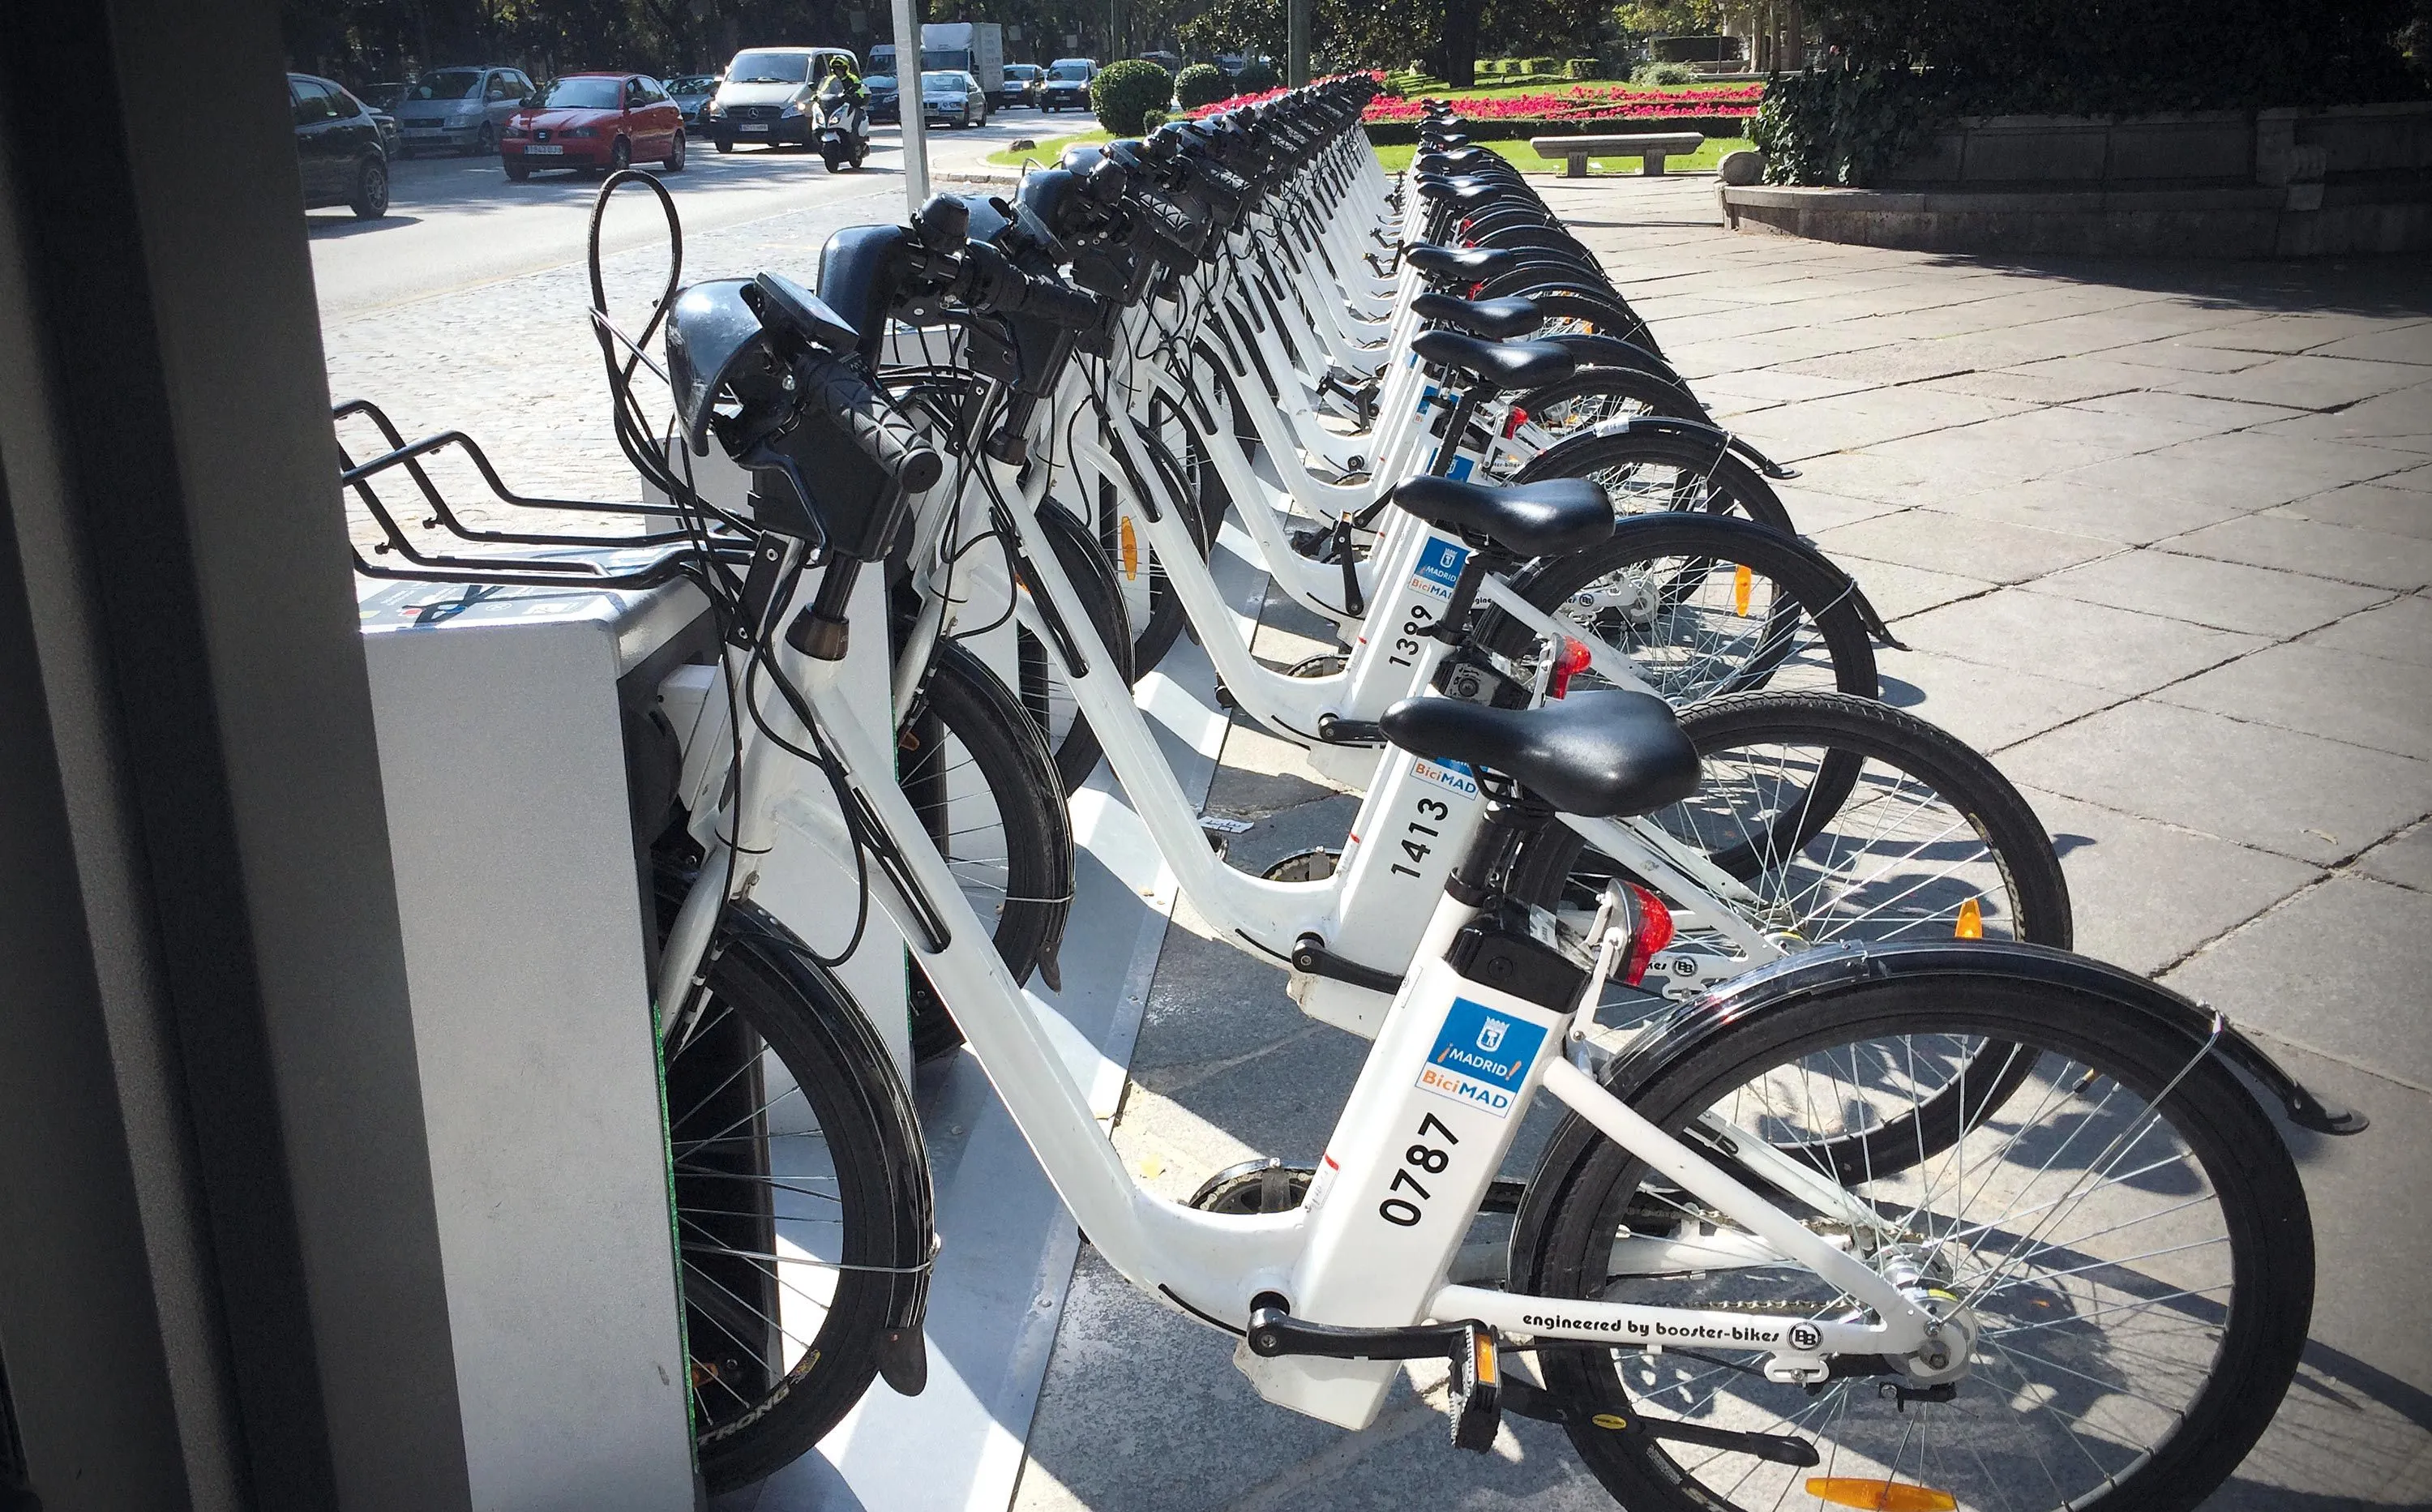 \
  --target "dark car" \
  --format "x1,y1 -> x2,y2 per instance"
289,72 -> 388,219
998,62 -> 1042,109
1040,58 -> 1094,113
